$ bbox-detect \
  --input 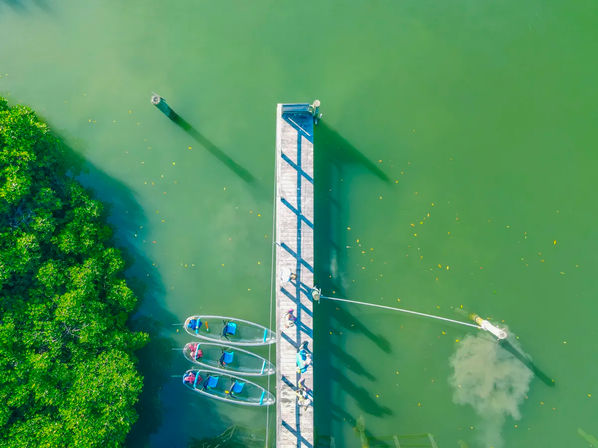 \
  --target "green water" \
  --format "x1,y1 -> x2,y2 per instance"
2,1 -> 597,446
